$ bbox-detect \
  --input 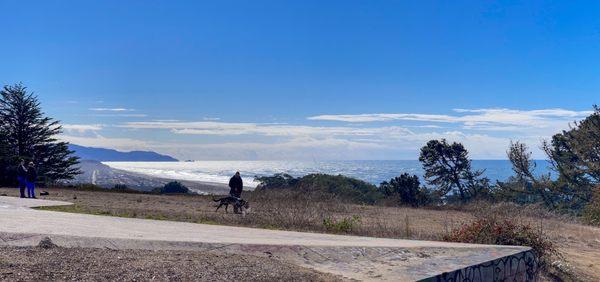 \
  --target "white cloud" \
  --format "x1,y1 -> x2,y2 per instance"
68,125 -> 527,160
59,134 -> 396,160
308,108 -> 592,132
93,113 -> 148,118
120,121 -> 414,137
64,130 -> 543,160
161,137 -> 390,160
59,134 -> 151,151
414,125 -> 443,129
61,124 -> 104,133
89,108 -> 135,112
58,107 -> 592,160
112,110 -> 580,159
307,113 -> 458,123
